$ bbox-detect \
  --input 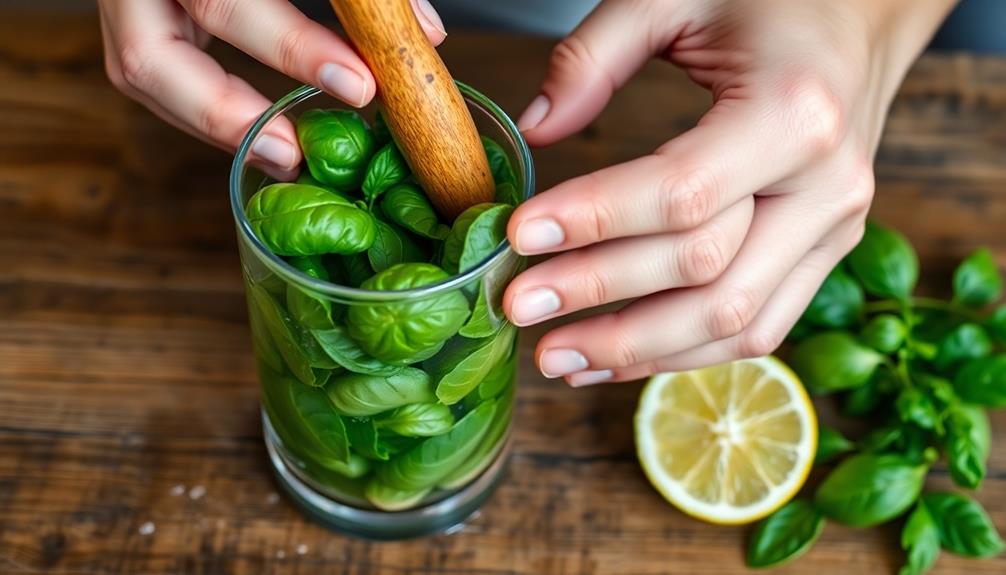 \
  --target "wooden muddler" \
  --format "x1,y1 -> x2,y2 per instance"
329,0 -> 496,220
